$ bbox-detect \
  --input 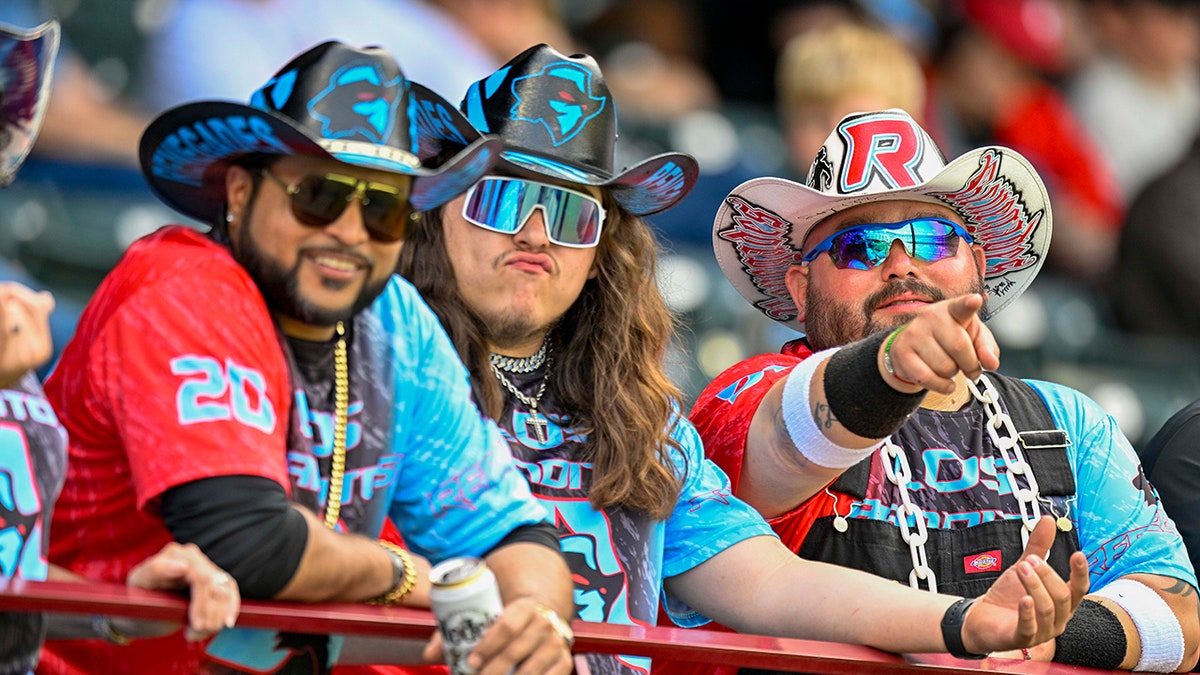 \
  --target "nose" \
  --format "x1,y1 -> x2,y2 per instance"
511,206 -> 551,248
323,196 -> 371,246
878,238 -> 918,278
